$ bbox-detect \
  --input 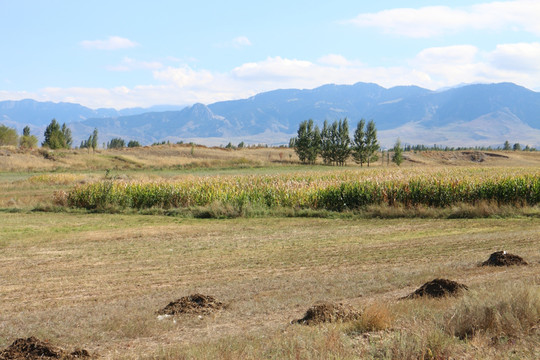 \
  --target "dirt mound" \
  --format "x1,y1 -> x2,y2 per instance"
481,251 -> 528,266
0,337 -> 90,359
294,301 -> 361,325
402,278 -> 468,299
157,293 -> 225,315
